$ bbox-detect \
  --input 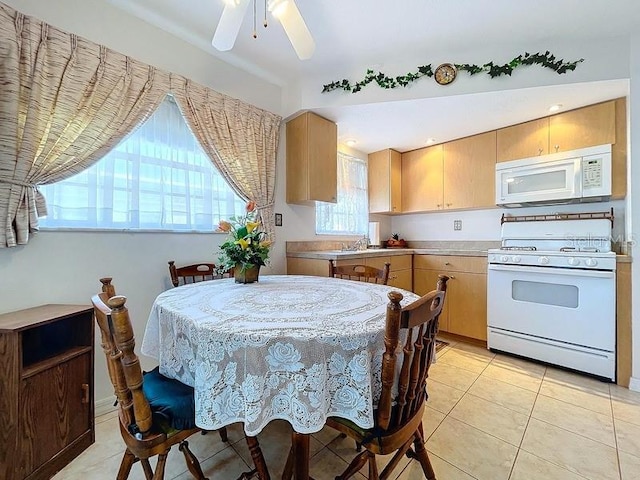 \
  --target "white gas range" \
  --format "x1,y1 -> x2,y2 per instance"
487,211 -> 616,381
